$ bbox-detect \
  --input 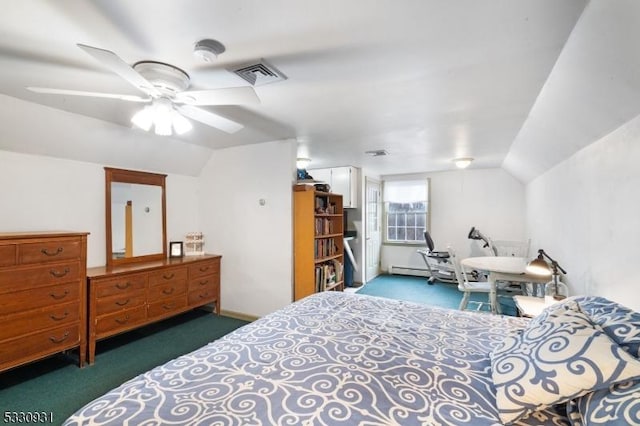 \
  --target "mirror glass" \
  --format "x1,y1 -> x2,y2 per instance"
105,167 -> 167,267
111,183 -> 163,258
